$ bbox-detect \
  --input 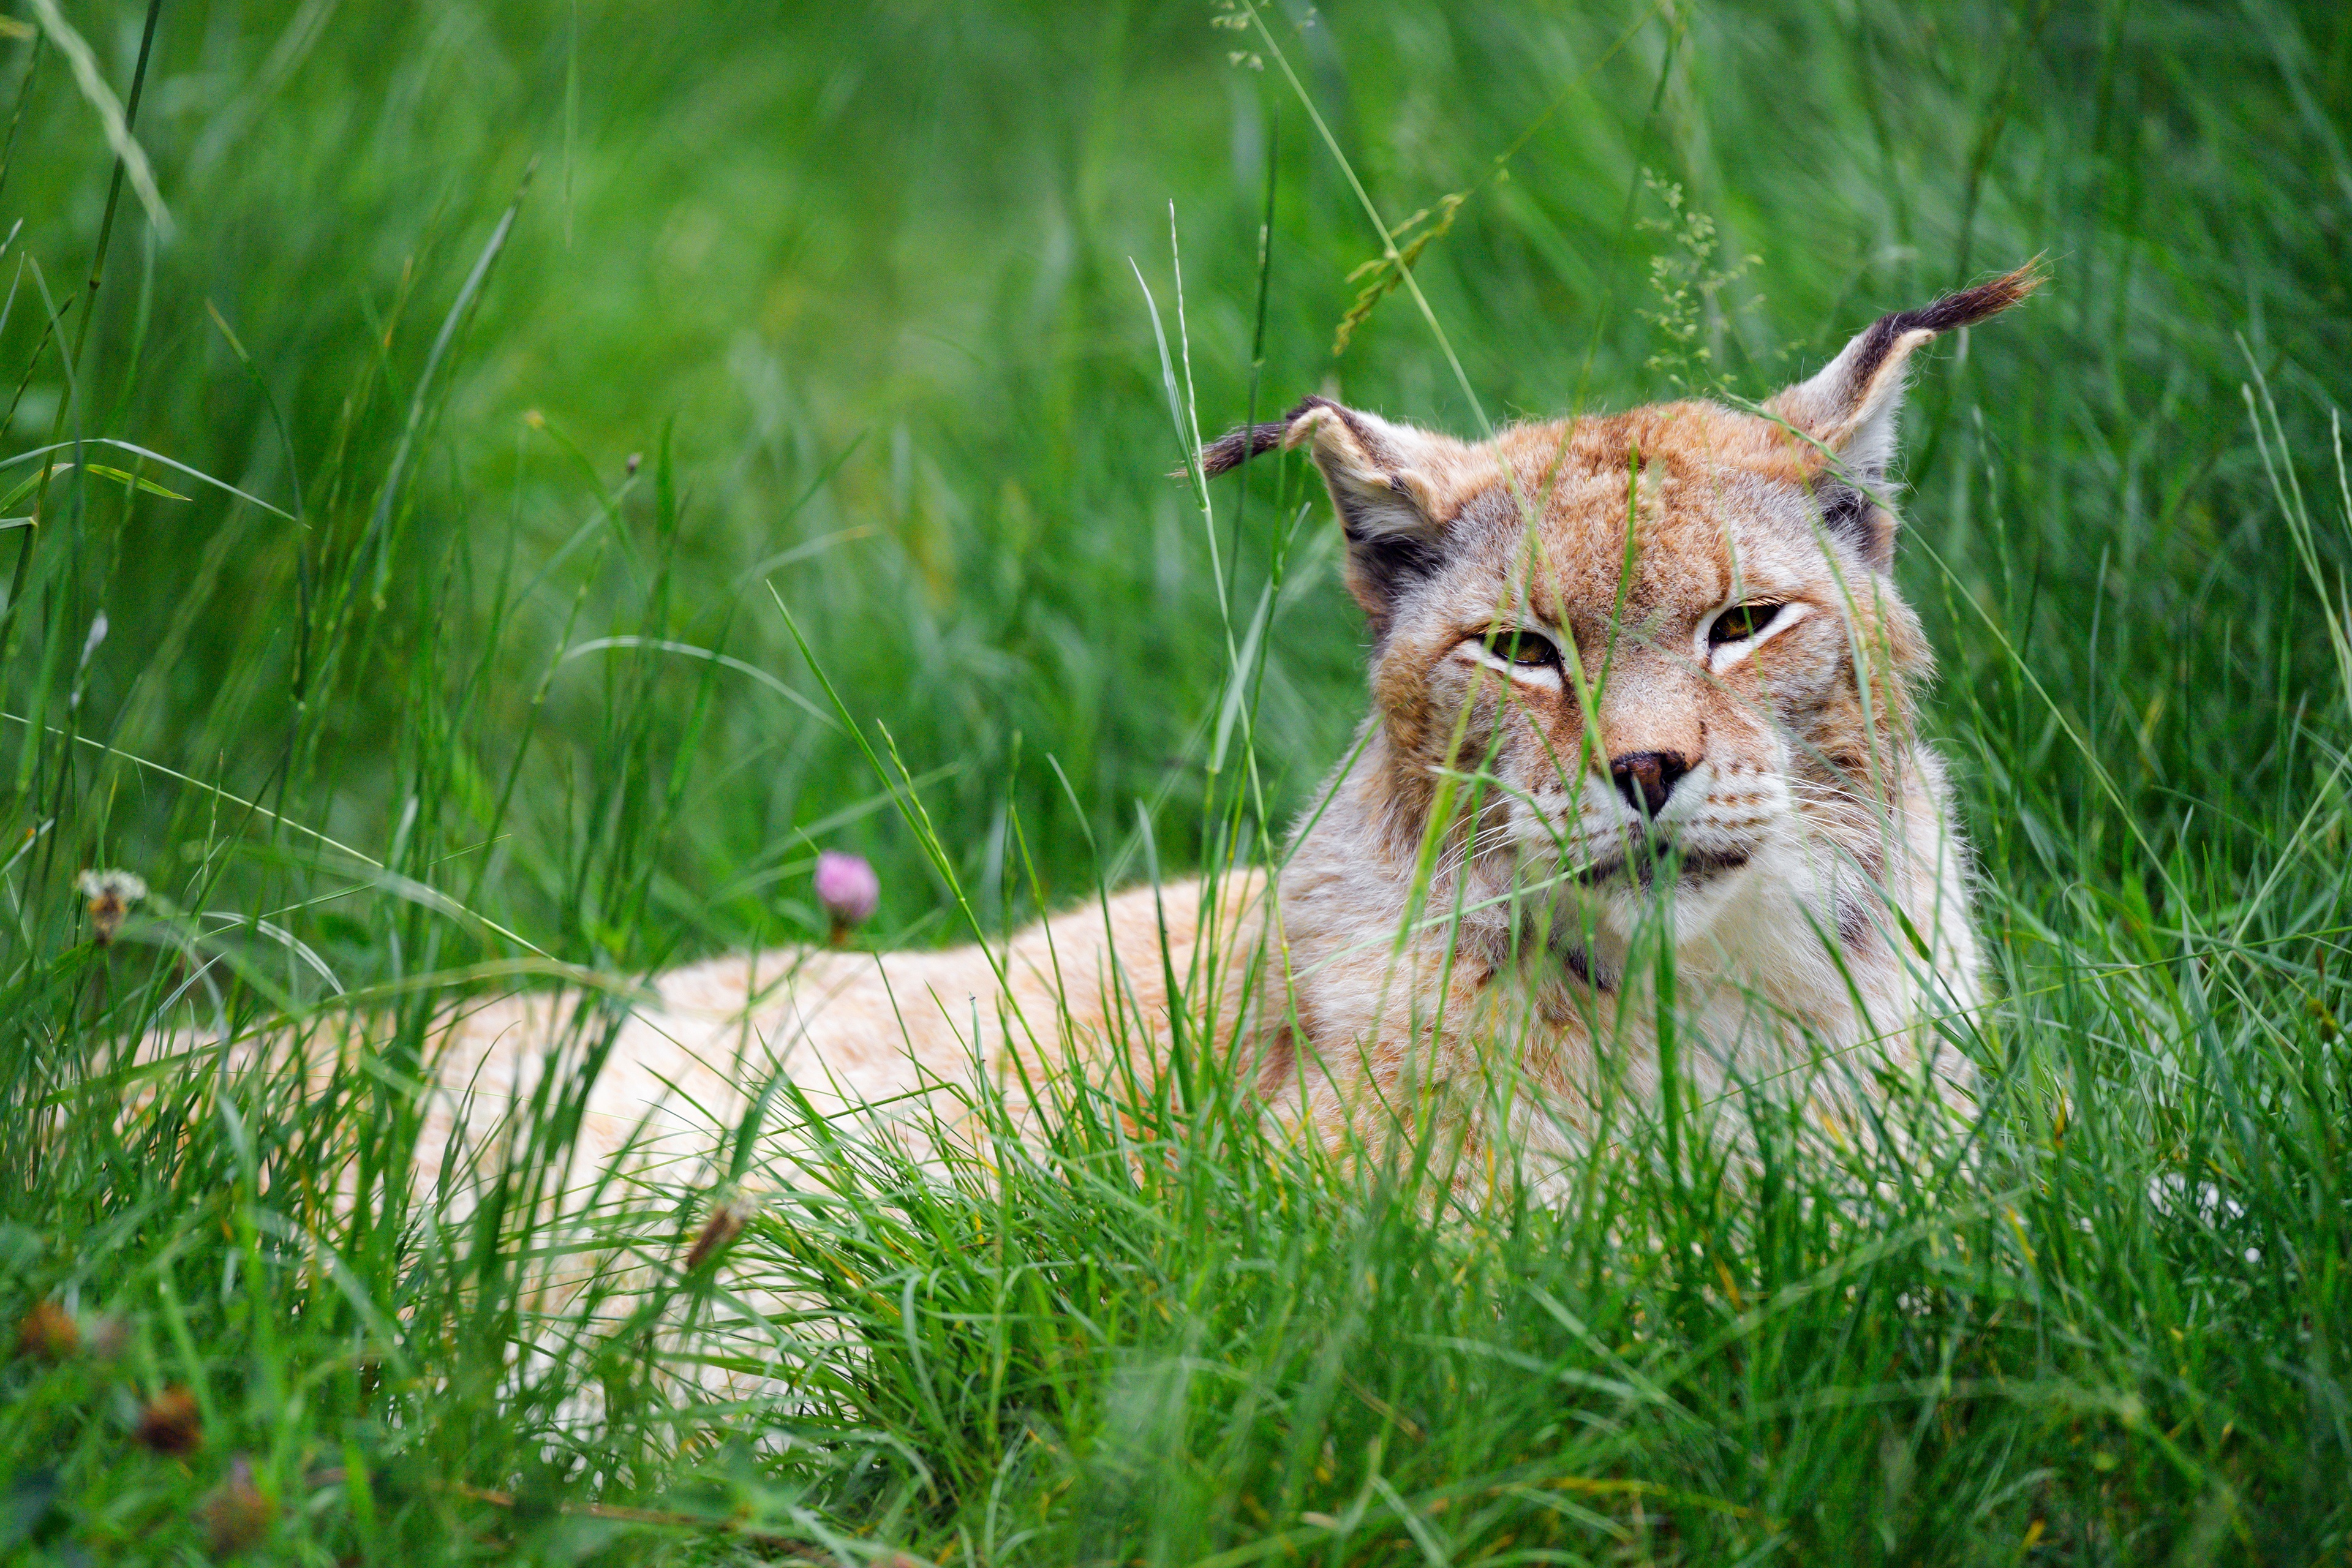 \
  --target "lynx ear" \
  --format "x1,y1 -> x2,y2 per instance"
1767,261 -> 2043,568
1202,395 -> 1485,630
